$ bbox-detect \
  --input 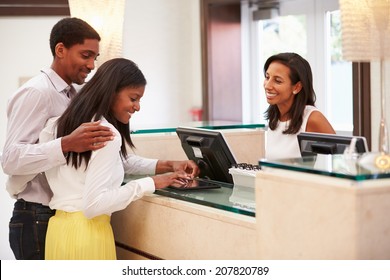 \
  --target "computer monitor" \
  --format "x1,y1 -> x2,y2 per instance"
176,127 -> 237,184
297,132 -> 368,156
